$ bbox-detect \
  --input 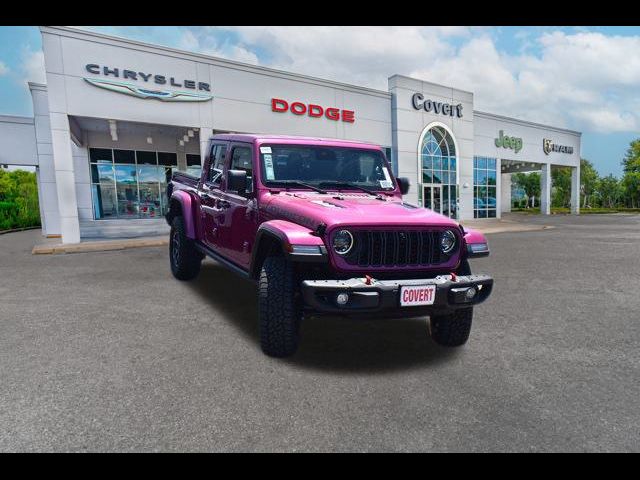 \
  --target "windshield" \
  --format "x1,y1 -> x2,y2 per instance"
259,144 -> 395,191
